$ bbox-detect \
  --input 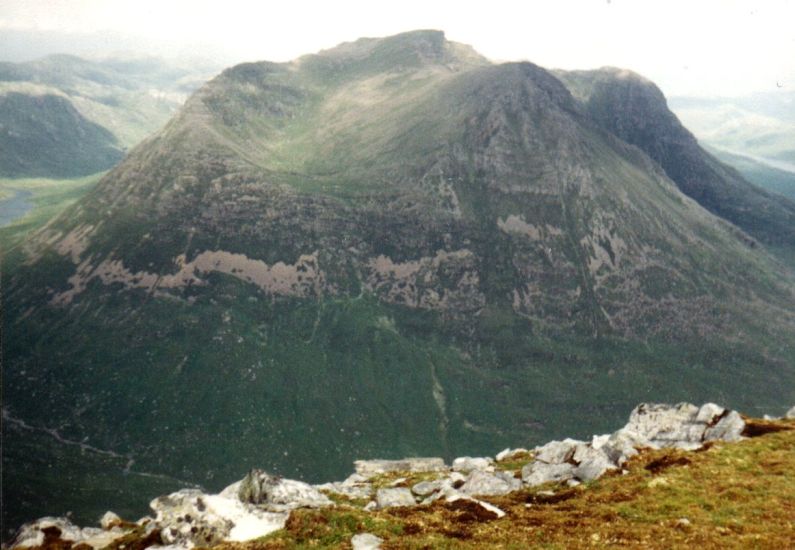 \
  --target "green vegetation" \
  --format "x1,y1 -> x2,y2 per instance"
4,275 -> 793,531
